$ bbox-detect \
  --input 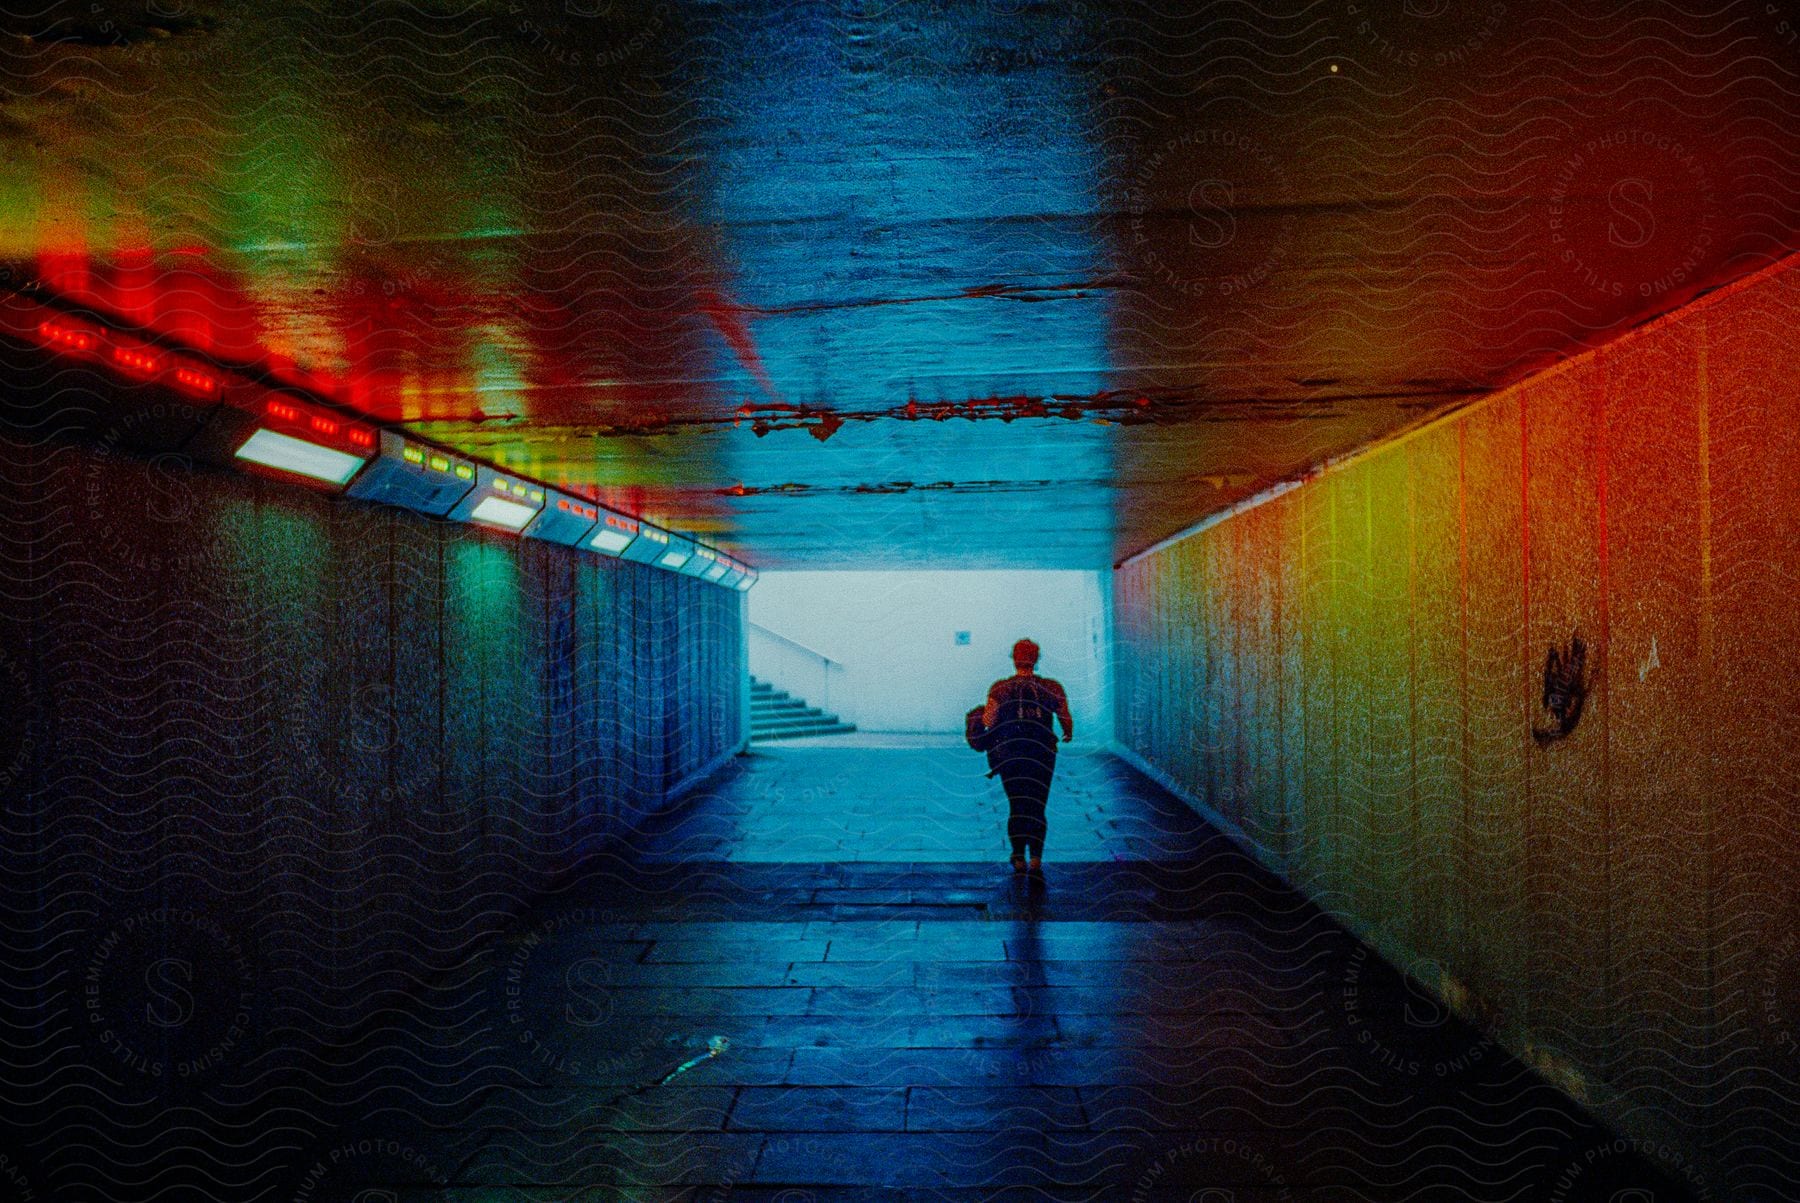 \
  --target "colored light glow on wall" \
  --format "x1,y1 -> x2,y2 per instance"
469,494 -> 538,530
590,527 -> 634,553
234,428 -> 367,485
